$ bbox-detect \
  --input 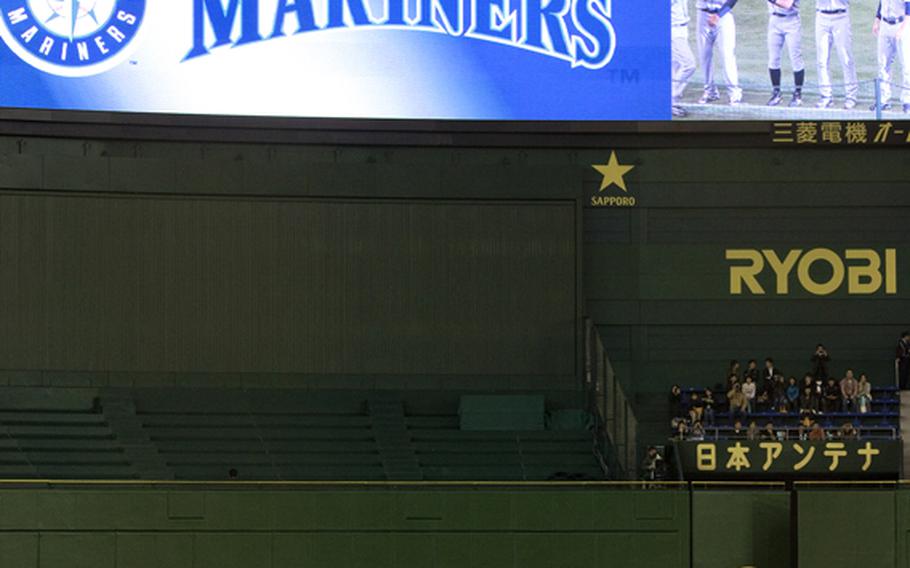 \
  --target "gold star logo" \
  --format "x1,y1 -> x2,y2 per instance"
592,151 -> 635,192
